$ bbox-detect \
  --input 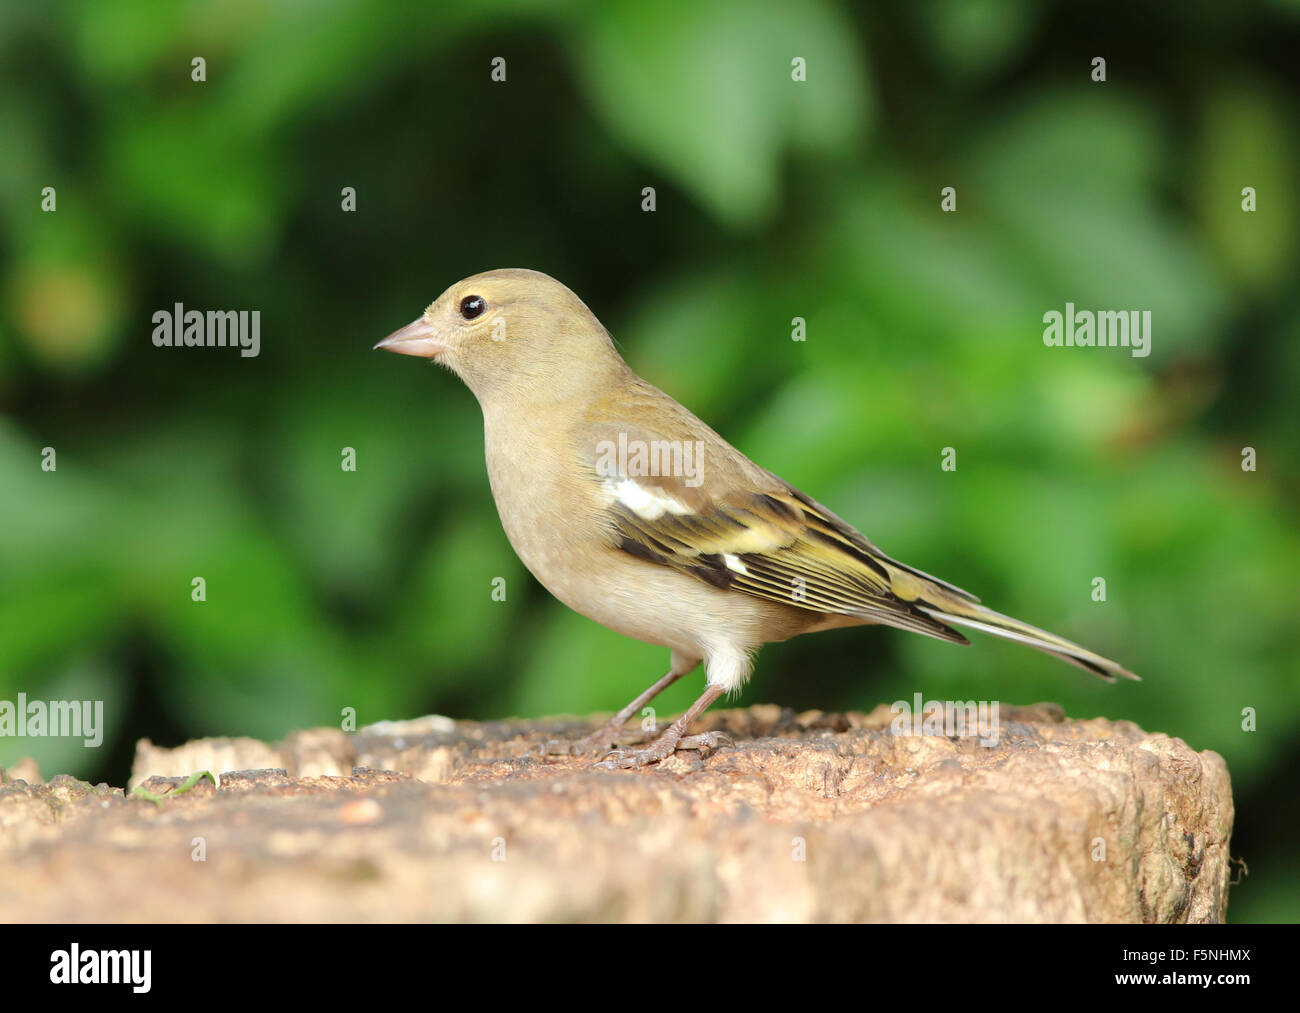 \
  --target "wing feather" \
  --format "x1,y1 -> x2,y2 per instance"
579,408 -> 970,646
571,382 -> 1138,678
